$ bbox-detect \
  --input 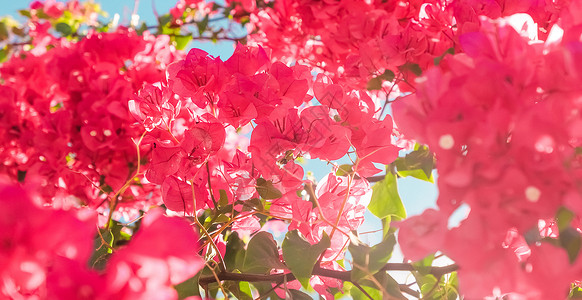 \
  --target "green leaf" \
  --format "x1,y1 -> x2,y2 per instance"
252,282 -> 283,300
368,173 -> 406,220
224,281 -> 253,300
0,22 -> 9,41
18,10 -> 32,18
350,284 -> 381,300
224,233 -> 246,271
412,254 -> 435,275
560,227 -> 581,263
434,47 -> 455,66
243,232 -> 285,274
197,15 -> 209,35
89,228 -> 113,270
55,23 -> 72,36
349,233 -> 396,281
239,281 -> 253,299
379,69 -> 396,82
282,230 -> 331,288
399,62 -> 422,76
16,170 -> 26,182
392,144 -> 435,183
172,34 -> 192,50
175,273 -> 201,299
256,178 -> 283,200
157,14 -> 172,27
336,164 -> 353,176
218,189 -> 229,208
286,289 -> 312,299
355,272 -> 405,300
557,207 -> 575,232
366,76 -> 383,91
